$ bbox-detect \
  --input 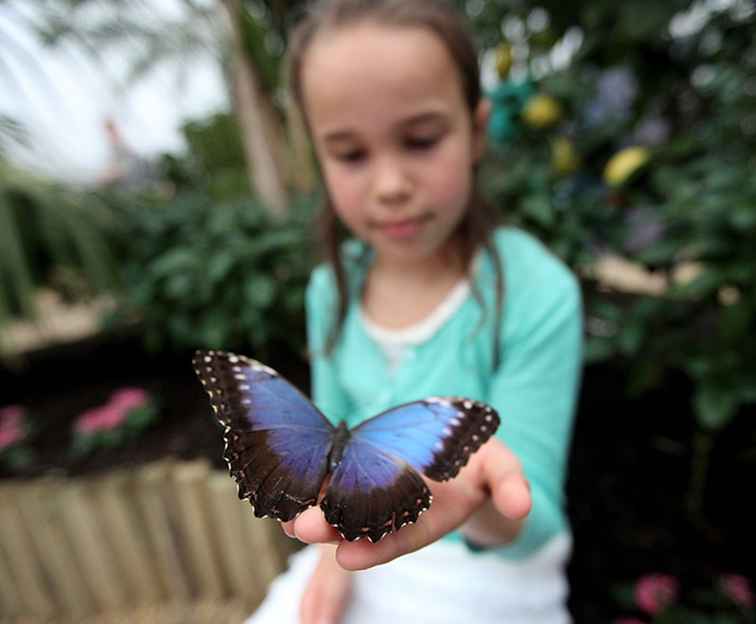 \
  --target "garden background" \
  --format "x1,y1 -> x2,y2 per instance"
1,0 -> 755,622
